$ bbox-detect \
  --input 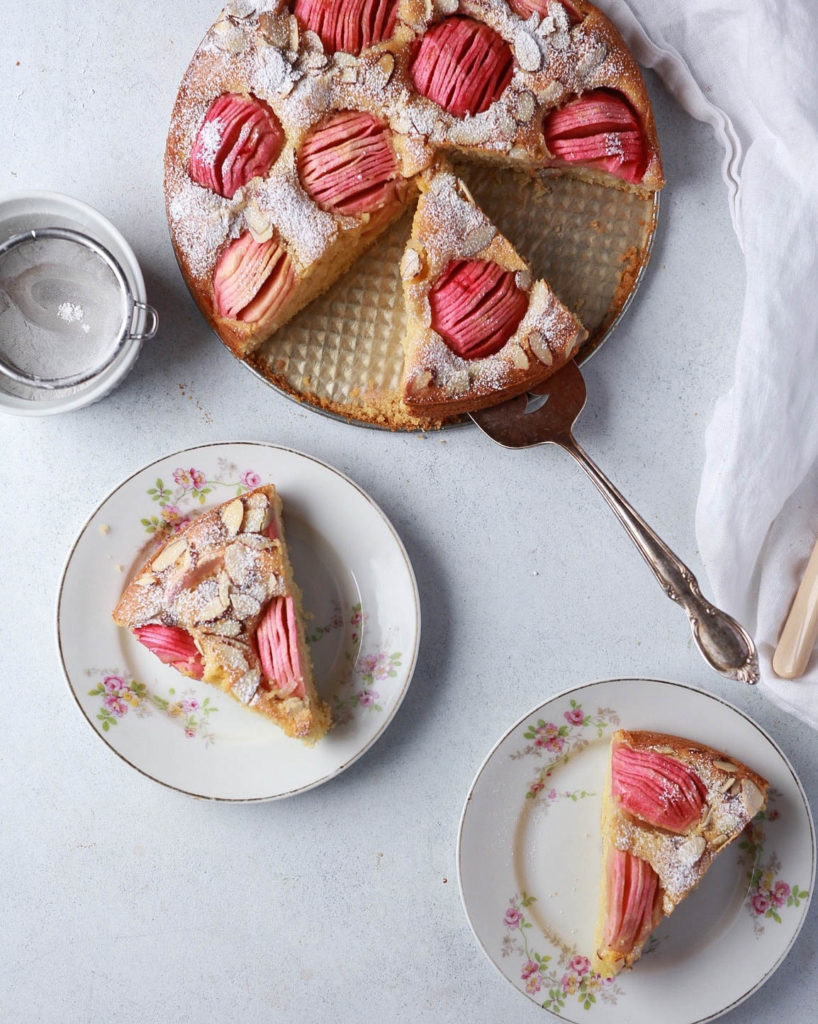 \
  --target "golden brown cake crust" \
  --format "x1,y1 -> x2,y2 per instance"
113,484 -> 330,743
164,1 -> 663,419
